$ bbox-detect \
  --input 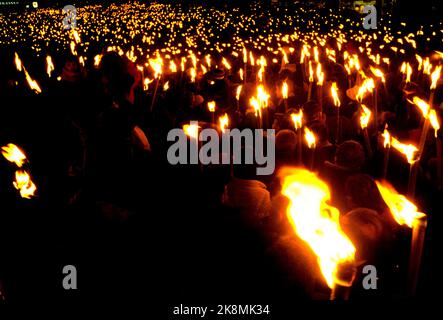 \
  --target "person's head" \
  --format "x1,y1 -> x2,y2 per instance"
61,55 -> 81,82
335,140 -> 365,170
99,52 -> 135,100
275,129 -> 297,164
345,174 -> 385,212
340,208 -> 388,263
